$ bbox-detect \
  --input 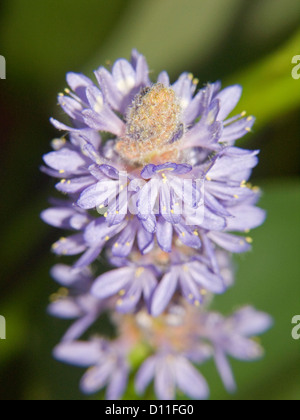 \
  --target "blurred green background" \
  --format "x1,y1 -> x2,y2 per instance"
0,0 -> 299,400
